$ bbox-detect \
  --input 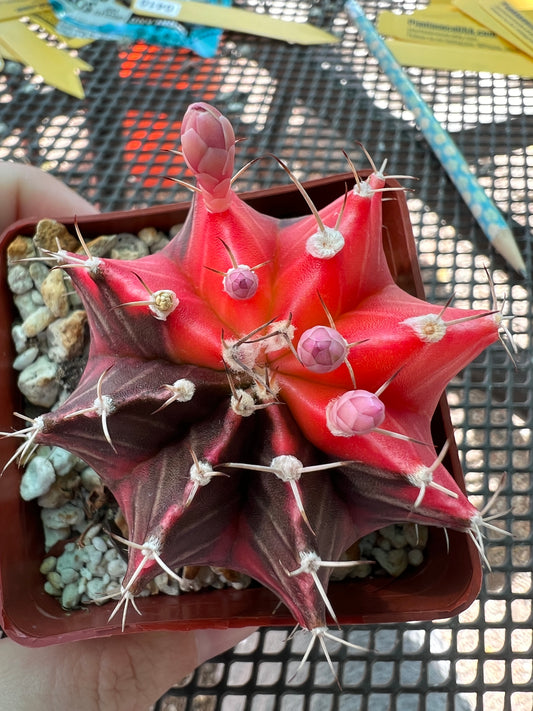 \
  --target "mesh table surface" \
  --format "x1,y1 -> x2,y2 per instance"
1,1 -> 532,709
